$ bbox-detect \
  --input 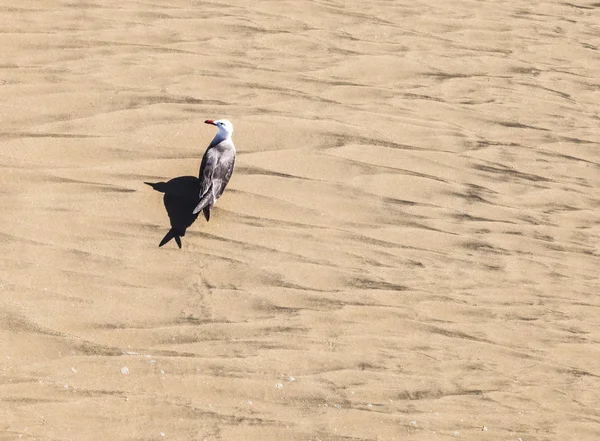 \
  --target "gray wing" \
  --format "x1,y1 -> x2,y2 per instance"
199,147 -> 218,199
212,153 -> 235,199
198,148 -> 235,200
193,146 -> 235,215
